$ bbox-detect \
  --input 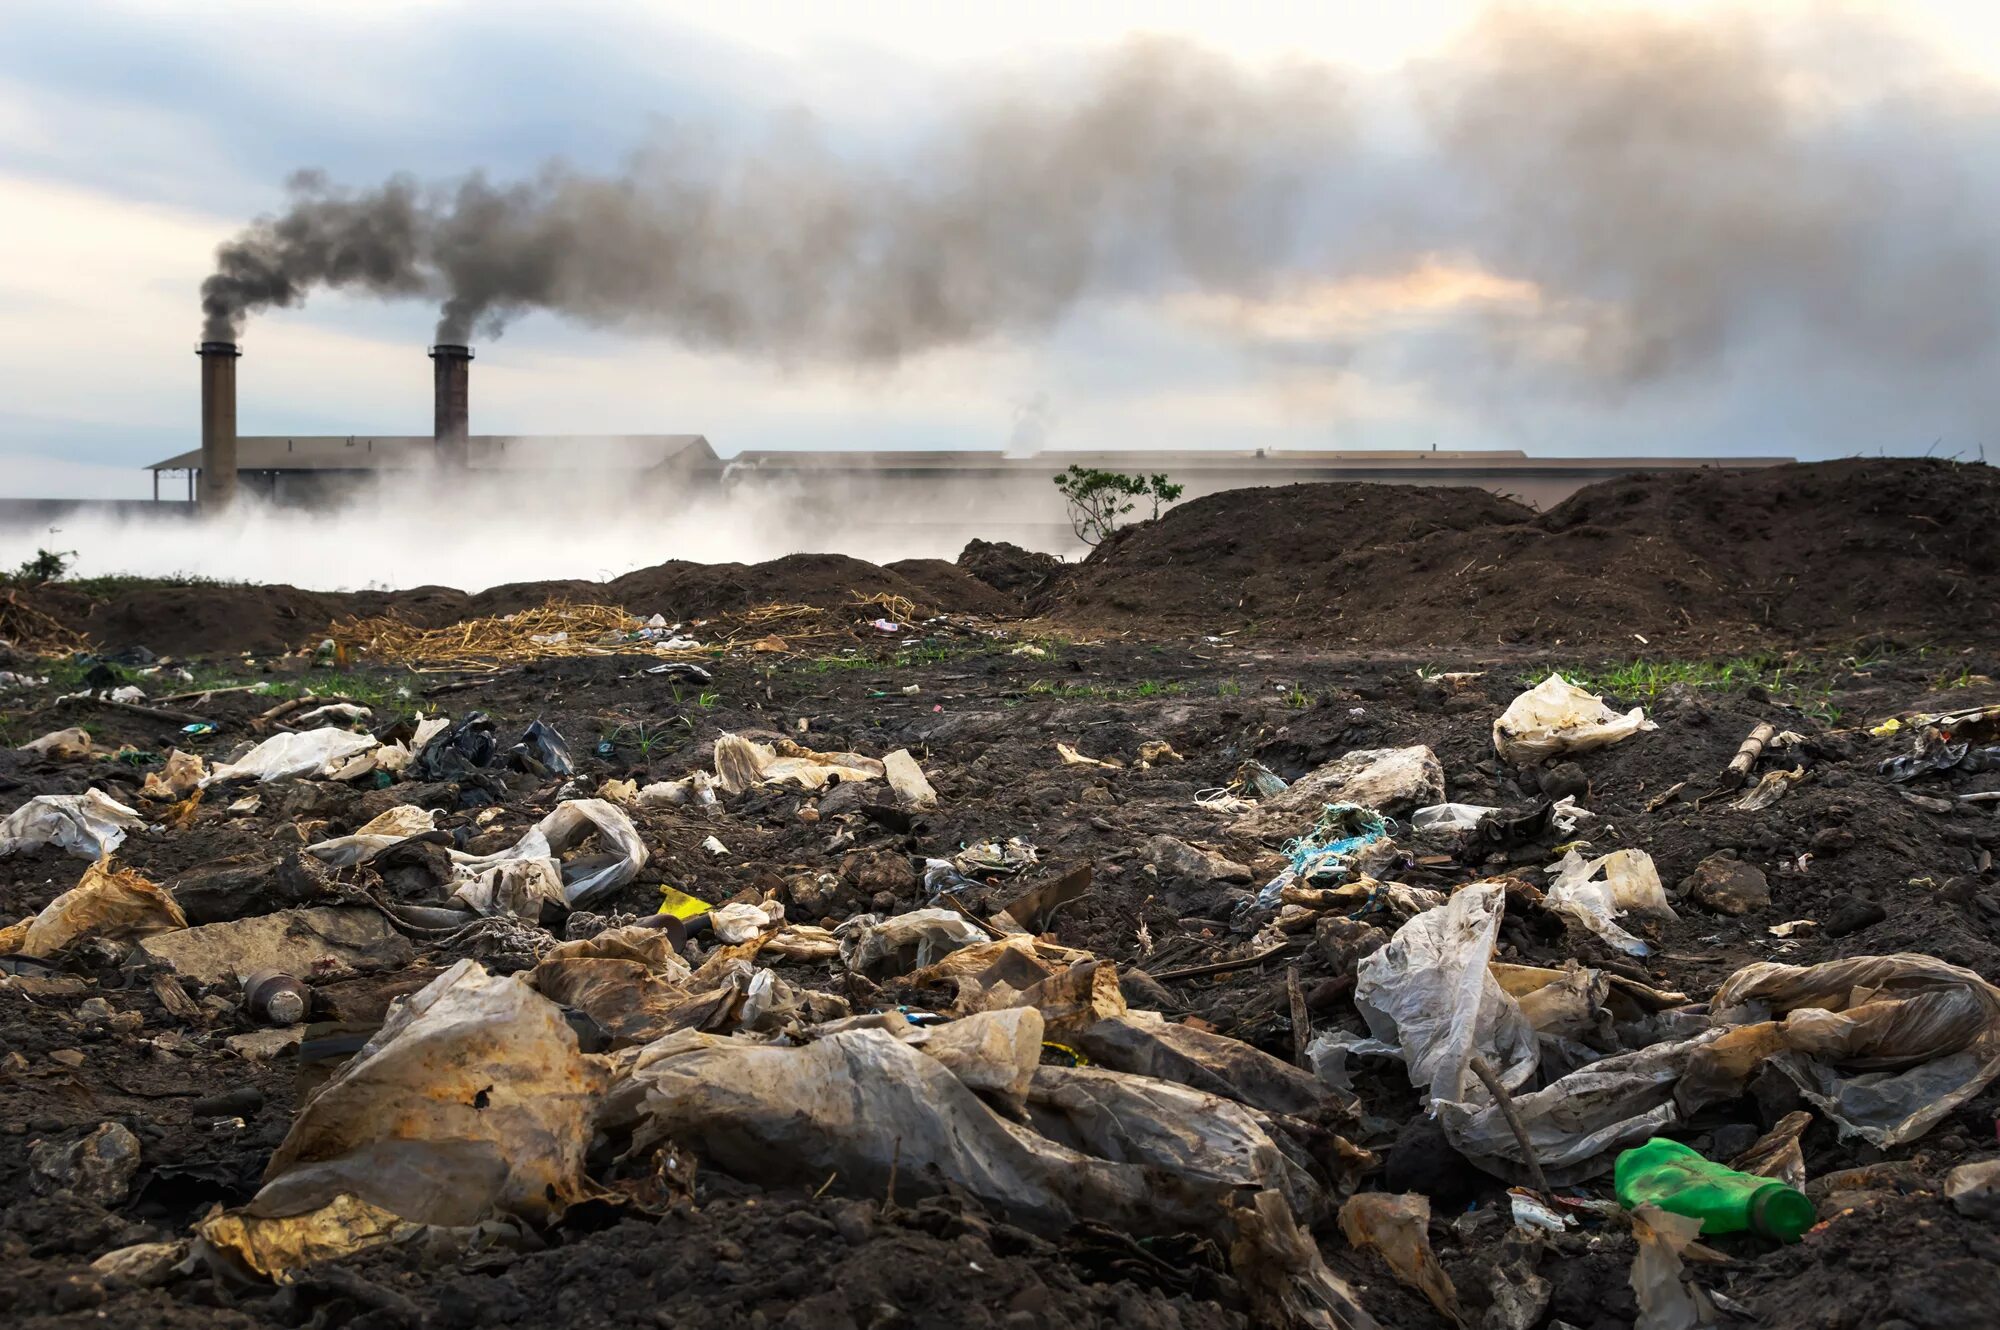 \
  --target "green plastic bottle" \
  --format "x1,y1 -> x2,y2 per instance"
1614,1137 -> 1816,1242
